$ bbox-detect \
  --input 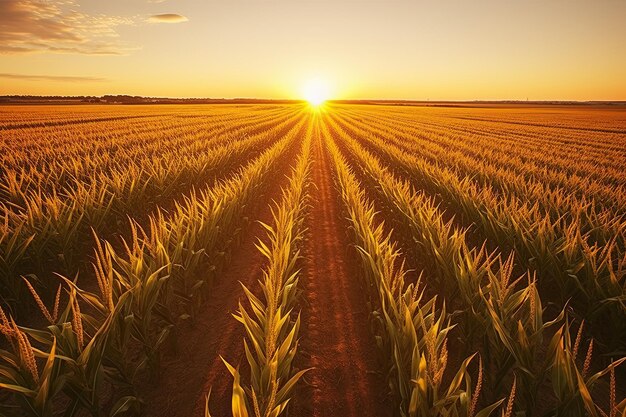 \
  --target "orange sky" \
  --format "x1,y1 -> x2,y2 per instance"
1,0 -> 625,100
